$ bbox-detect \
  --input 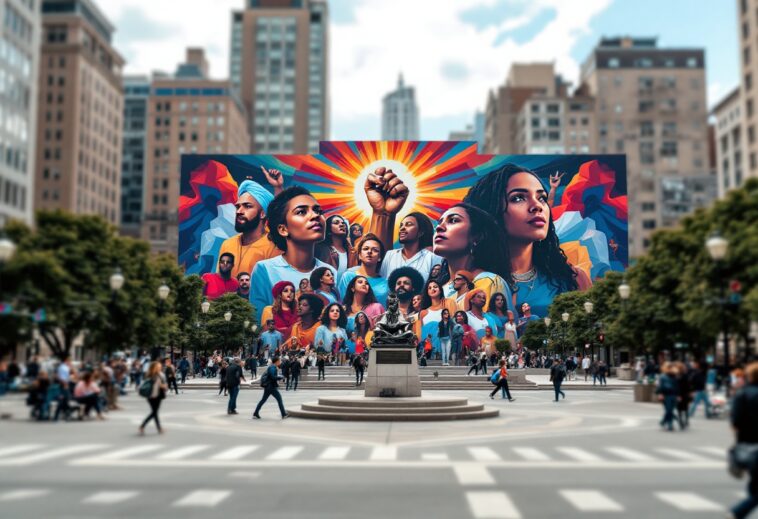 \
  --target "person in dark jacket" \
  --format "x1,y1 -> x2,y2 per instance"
730,362 -> 758,519
550,359 -> 567,402
656,362 -> 680,431
353,354 -> 366,386
217,361 -> 228,396
316,354 -> 326,380
253,357 -> 288,419
178,356 -> 190,384
688,360 -> 712,419
675,362 -> 691,430
226,358 -> 246,415
288,356 -> 302,391
282,357 -> 292,390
